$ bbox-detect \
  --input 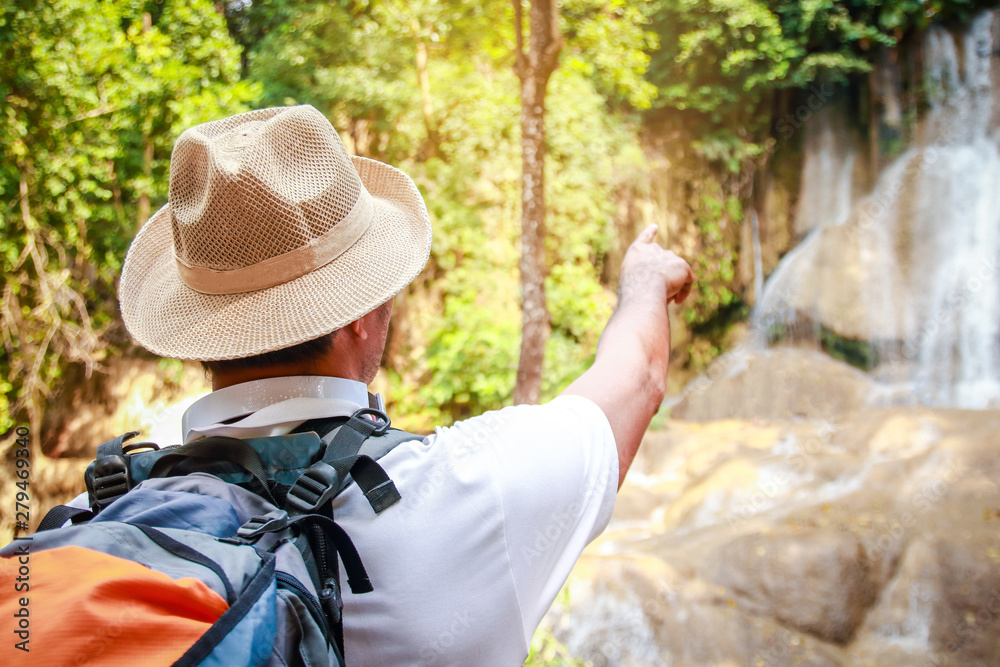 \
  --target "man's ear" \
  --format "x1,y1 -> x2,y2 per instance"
349,317 -> 368,341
